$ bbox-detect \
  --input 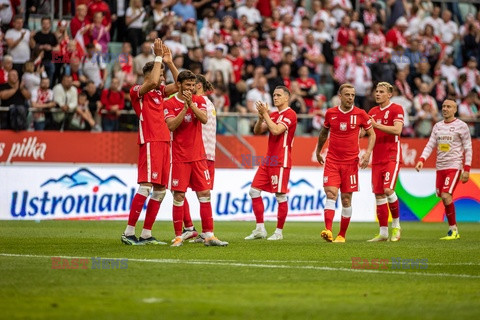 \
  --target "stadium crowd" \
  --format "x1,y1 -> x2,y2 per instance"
0,0 -> 479,137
